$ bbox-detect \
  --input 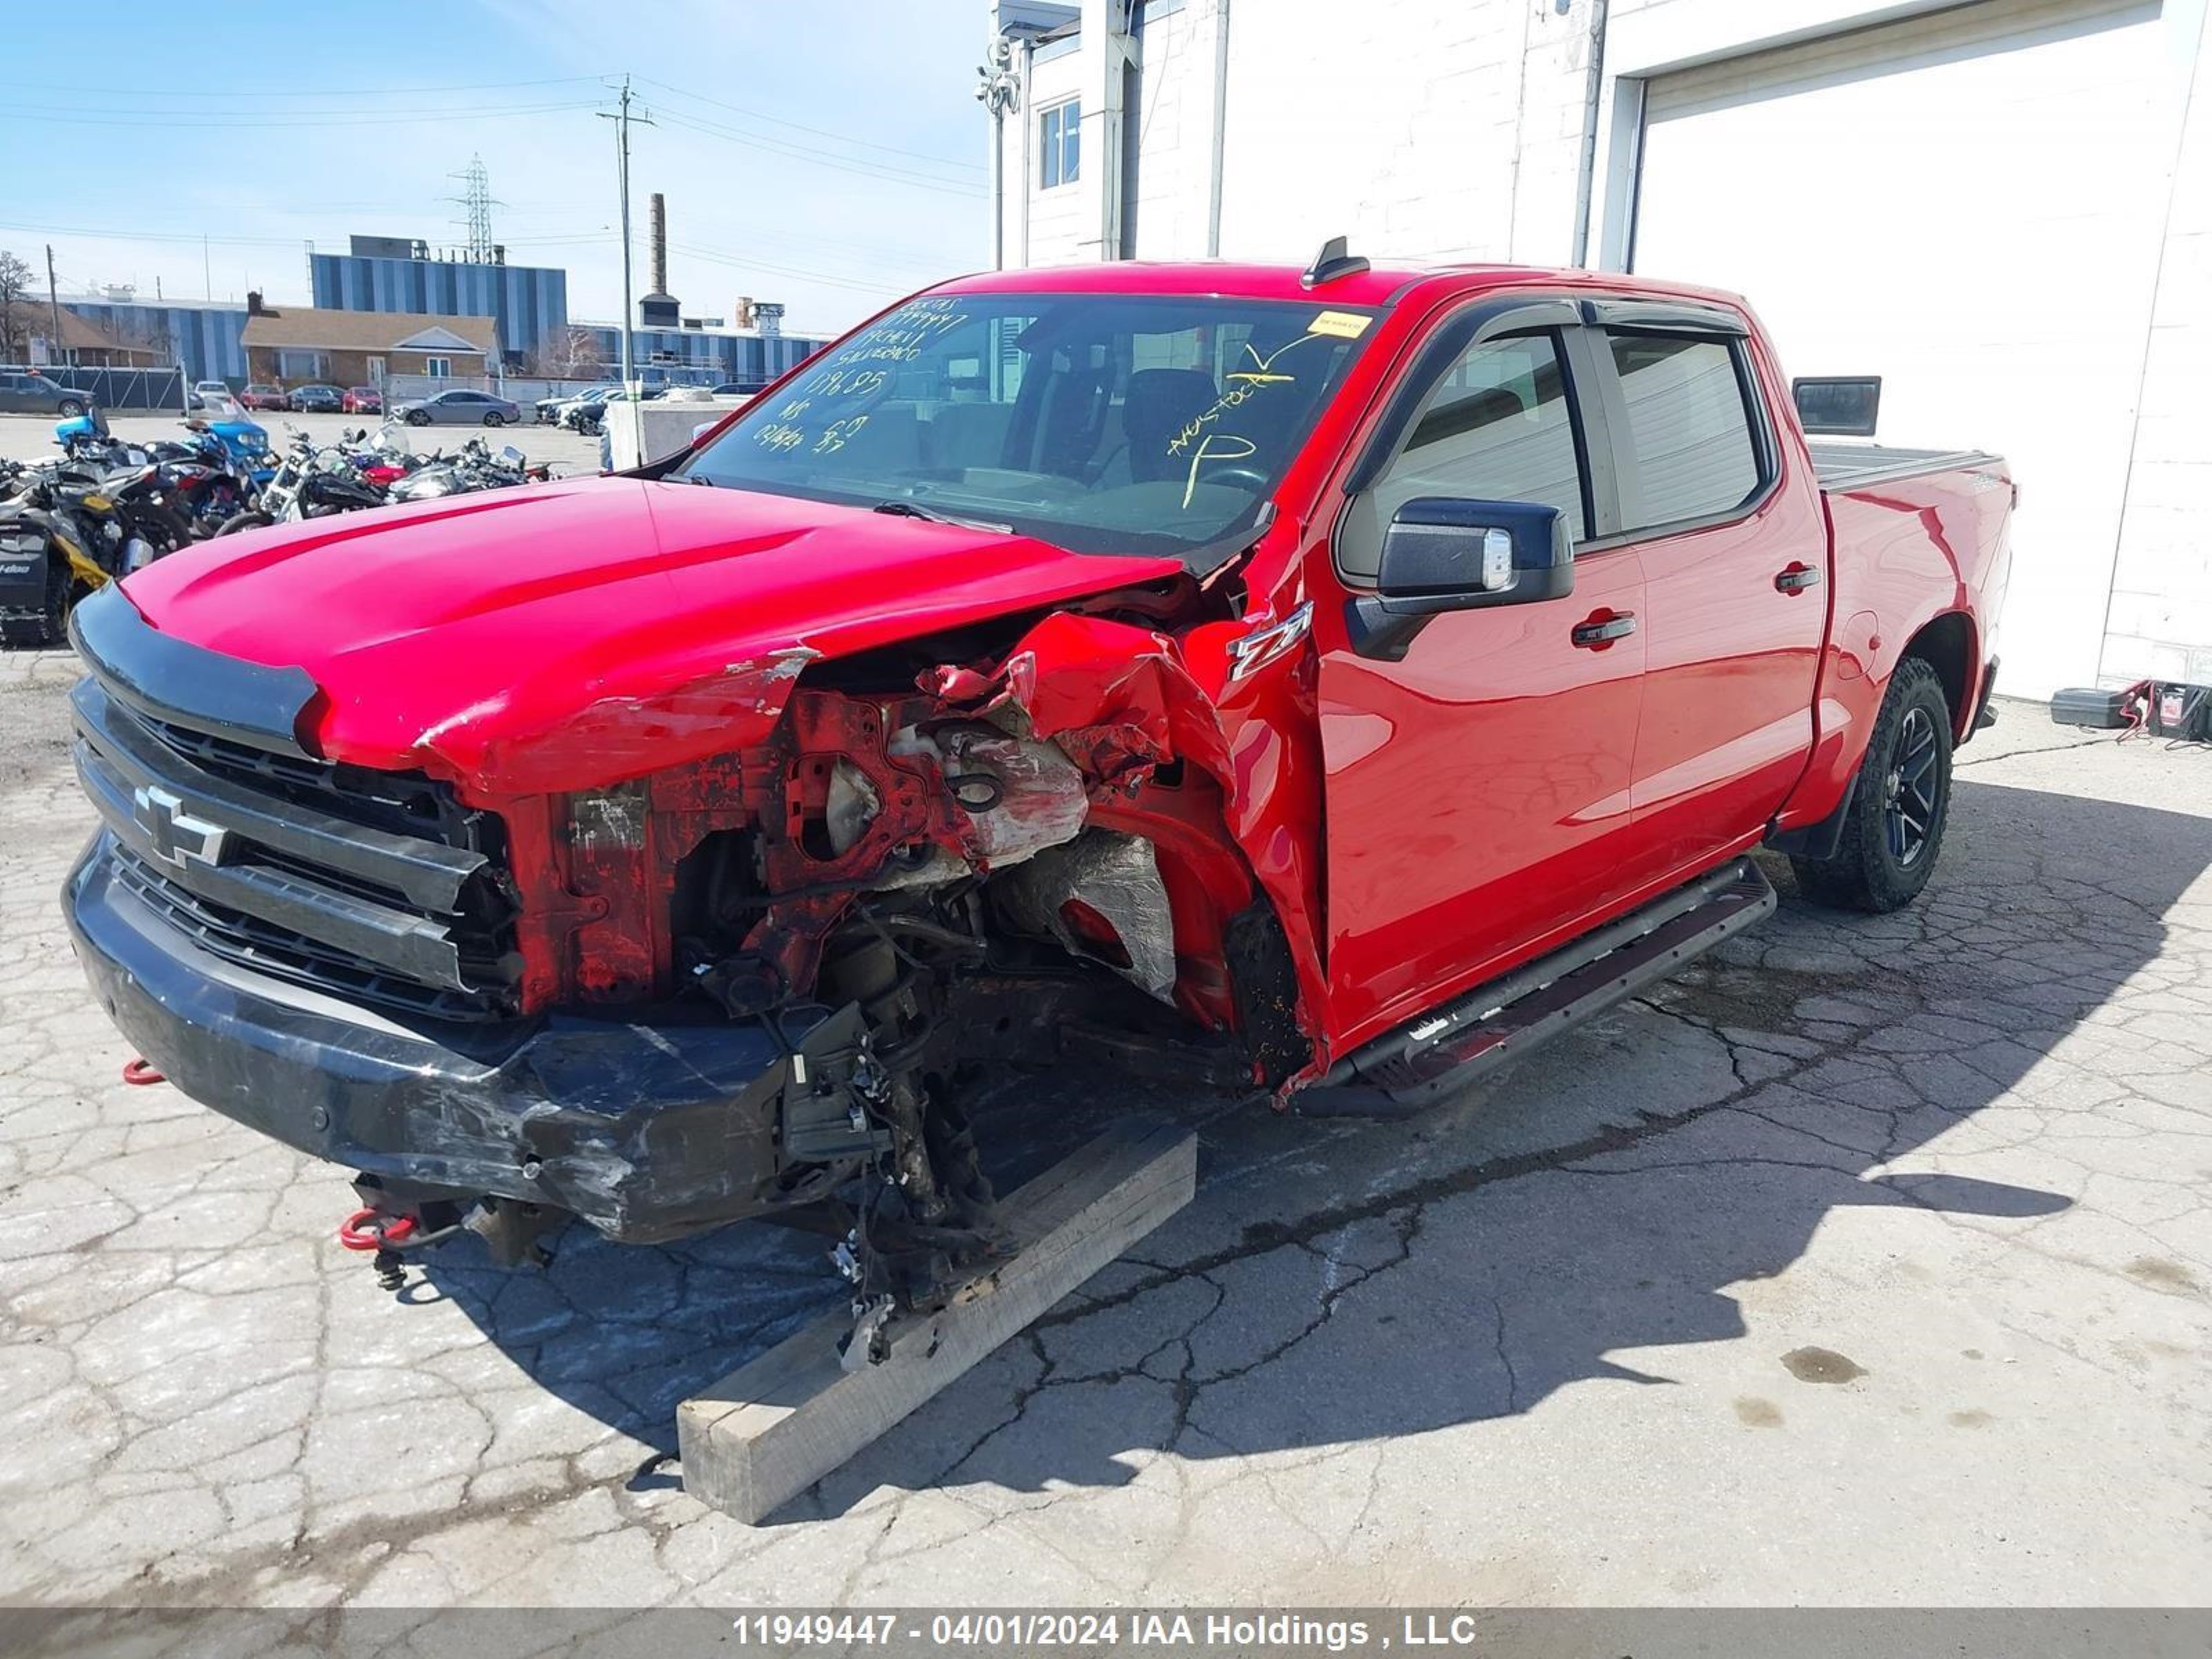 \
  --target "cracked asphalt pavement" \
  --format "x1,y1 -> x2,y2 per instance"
2,649 -> 2206,1609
